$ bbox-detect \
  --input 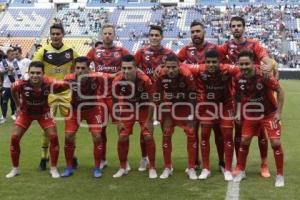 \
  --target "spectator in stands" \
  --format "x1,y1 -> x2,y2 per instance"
14,47 -> 31,80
